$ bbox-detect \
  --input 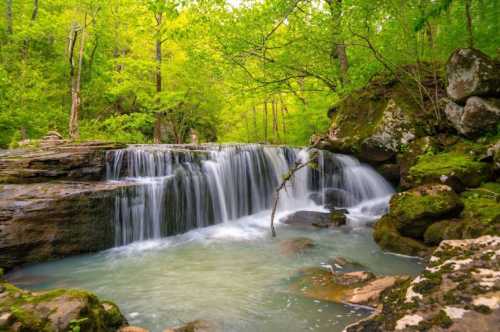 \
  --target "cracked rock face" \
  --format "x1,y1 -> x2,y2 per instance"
344,236 -> 500,332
